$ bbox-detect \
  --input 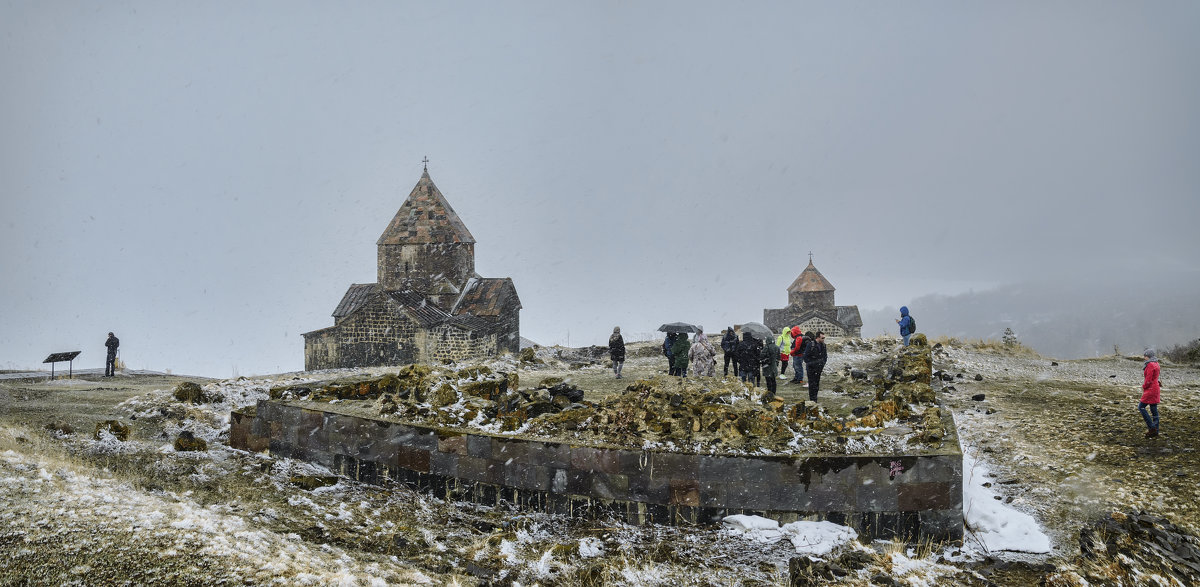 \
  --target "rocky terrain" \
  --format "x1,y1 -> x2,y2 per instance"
0,337 -> 1196,585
